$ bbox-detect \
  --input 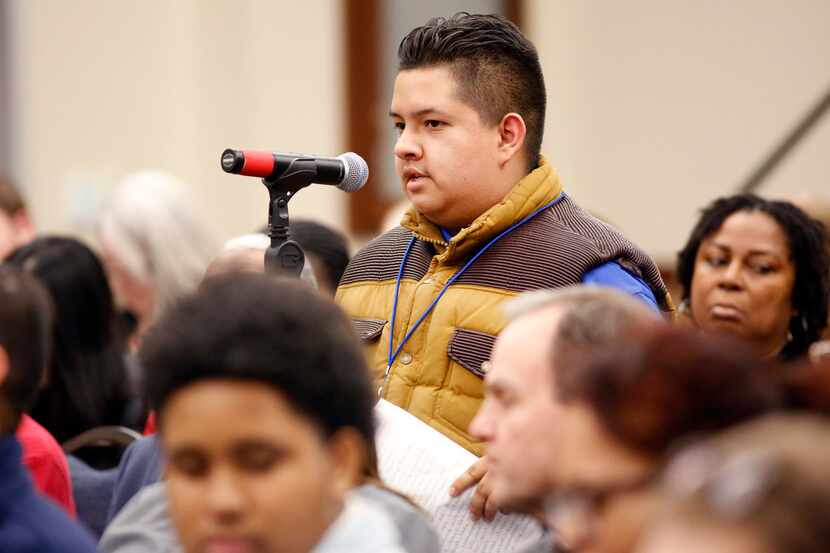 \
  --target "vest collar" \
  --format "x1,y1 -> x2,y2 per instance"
401,157 -> 564,263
